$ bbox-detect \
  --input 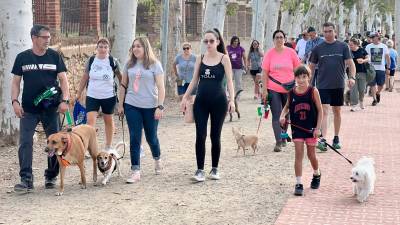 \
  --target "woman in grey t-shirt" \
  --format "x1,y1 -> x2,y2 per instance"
118,37 -> 165,183
173,42 -> 196,101
247,40 -> 264,99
